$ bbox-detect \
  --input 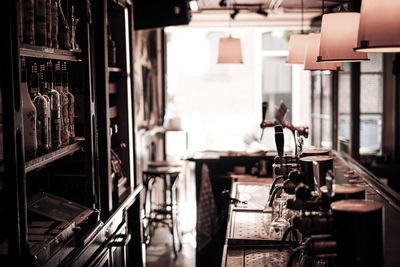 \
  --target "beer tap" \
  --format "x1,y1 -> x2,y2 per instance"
259,102 -> 309,155
259,101 -> 268,141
